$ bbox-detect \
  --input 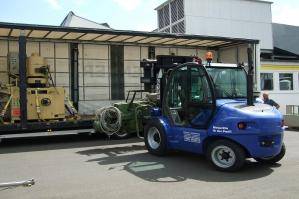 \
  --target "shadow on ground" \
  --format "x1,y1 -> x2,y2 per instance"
0,134 -> 140,154
77,144 -> 278,183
